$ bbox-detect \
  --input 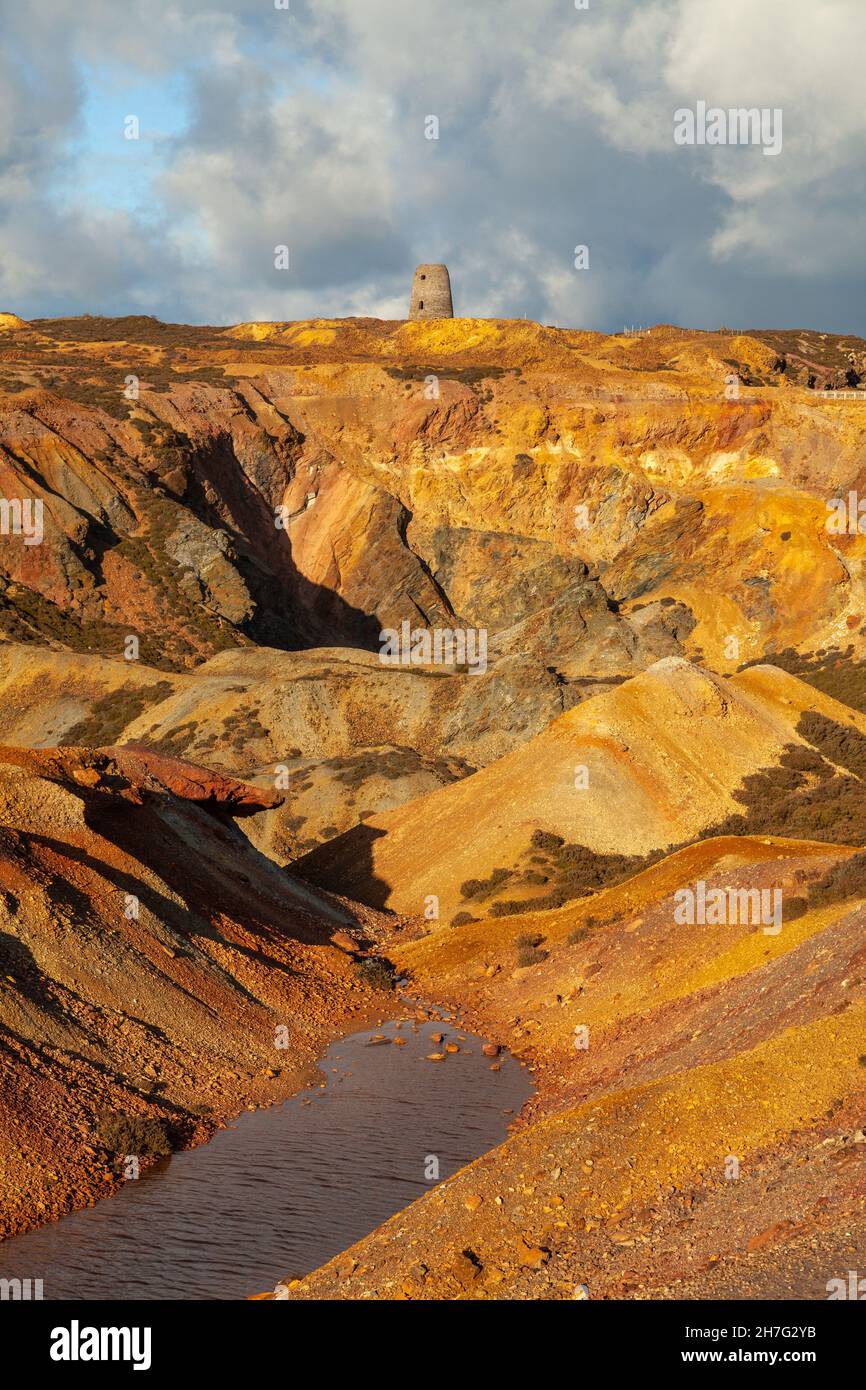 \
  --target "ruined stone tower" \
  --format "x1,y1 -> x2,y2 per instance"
408,264 -> 453,320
